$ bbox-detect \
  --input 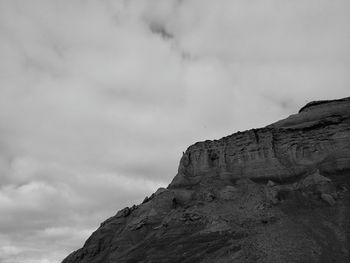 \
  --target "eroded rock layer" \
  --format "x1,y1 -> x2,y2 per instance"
170,97 -> 350,188
63,97 -> 350,263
